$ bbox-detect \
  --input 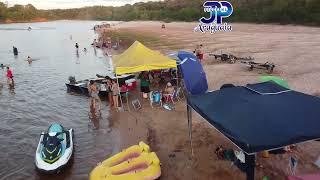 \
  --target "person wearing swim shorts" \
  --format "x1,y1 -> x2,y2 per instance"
88,80 -> 101,112
105,77 -> 113,107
